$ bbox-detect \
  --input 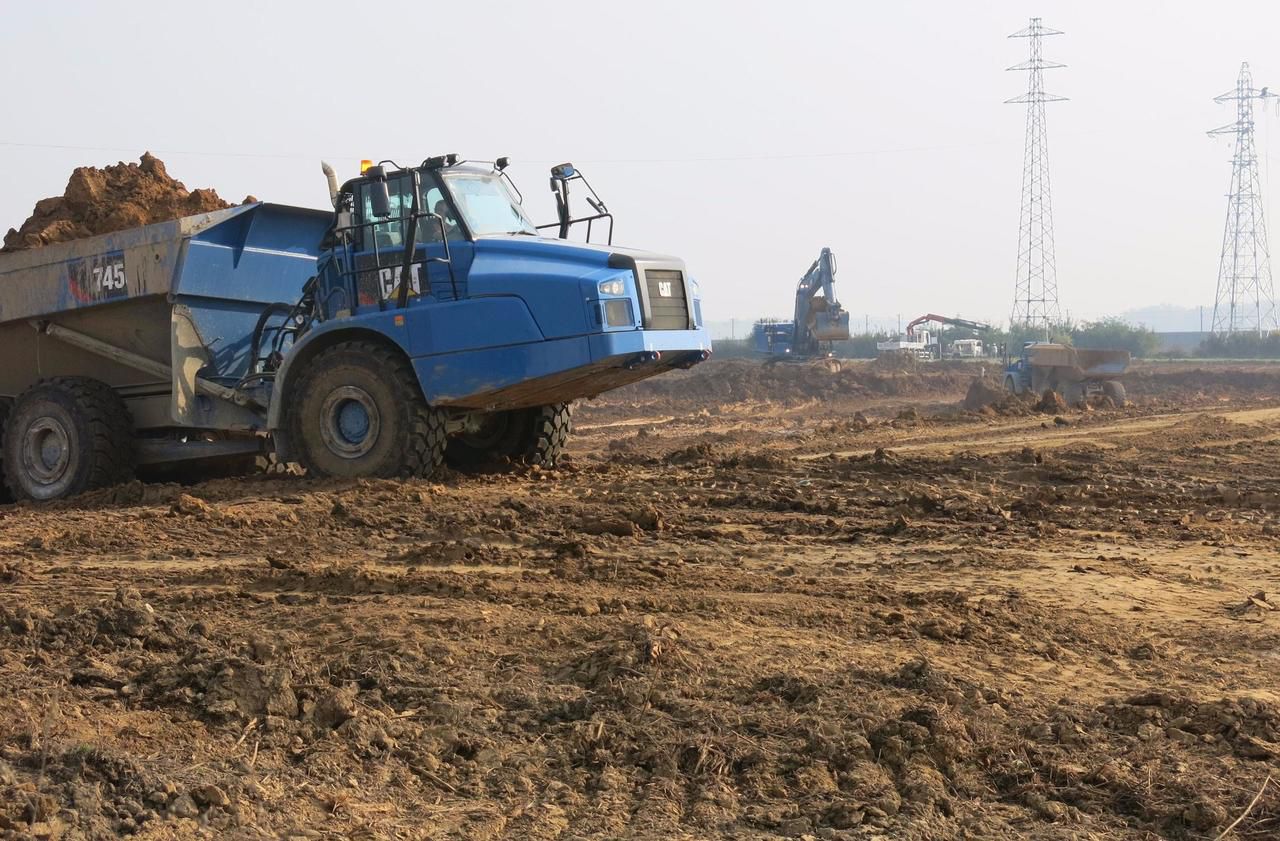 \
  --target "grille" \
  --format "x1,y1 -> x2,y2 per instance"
643,269 -> 690,330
